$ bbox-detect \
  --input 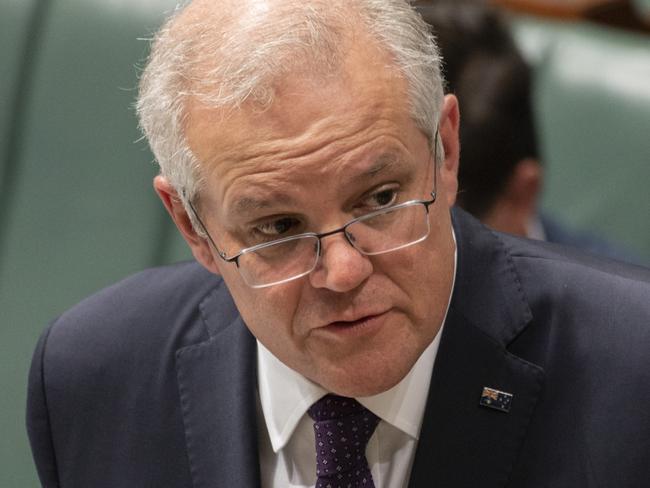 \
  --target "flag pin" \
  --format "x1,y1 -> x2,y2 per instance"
480,387 -> 513,413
